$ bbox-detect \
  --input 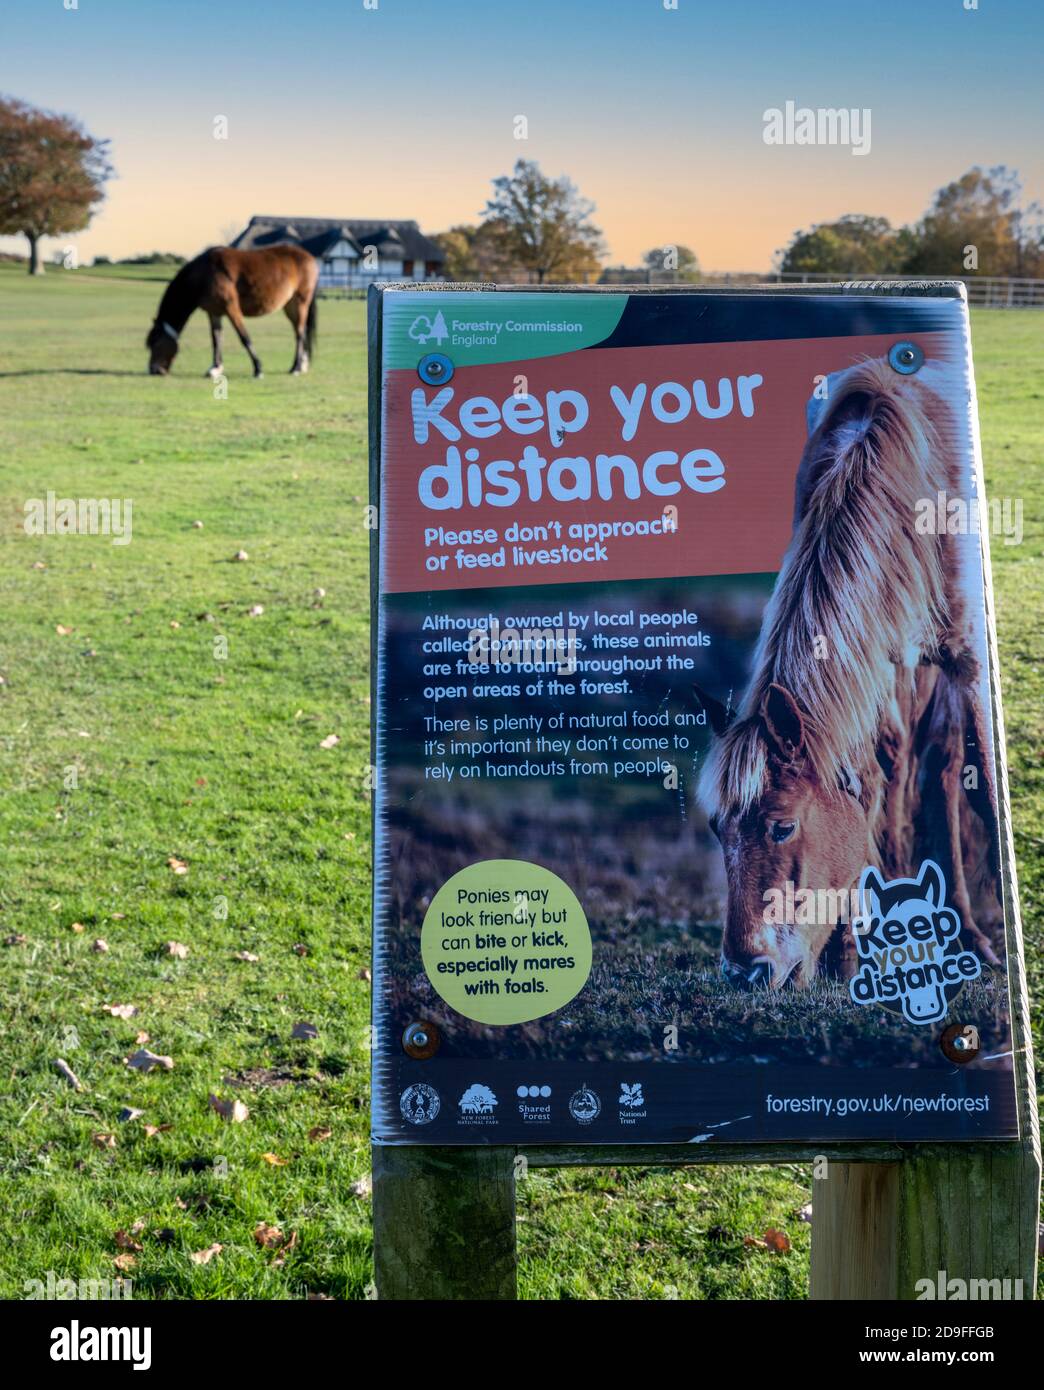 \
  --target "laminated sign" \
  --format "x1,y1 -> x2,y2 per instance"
369,283 -> 1022,1146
